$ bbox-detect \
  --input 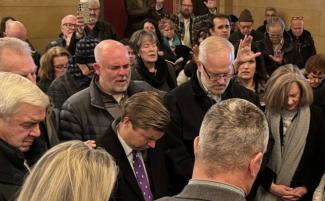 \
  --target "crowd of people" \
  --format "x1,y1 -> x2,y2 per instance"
0,0 -> 324,201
